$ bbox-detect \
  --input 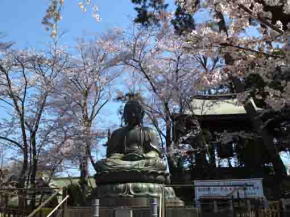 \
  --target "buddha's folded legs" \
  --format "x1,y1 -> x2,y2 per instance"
95,153 -> 167,173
